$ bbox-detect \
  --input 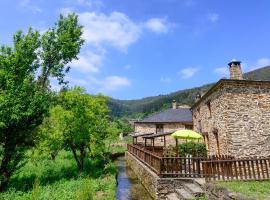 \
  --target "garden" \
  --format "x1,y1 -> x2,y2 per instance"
0,13 -> 132,199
